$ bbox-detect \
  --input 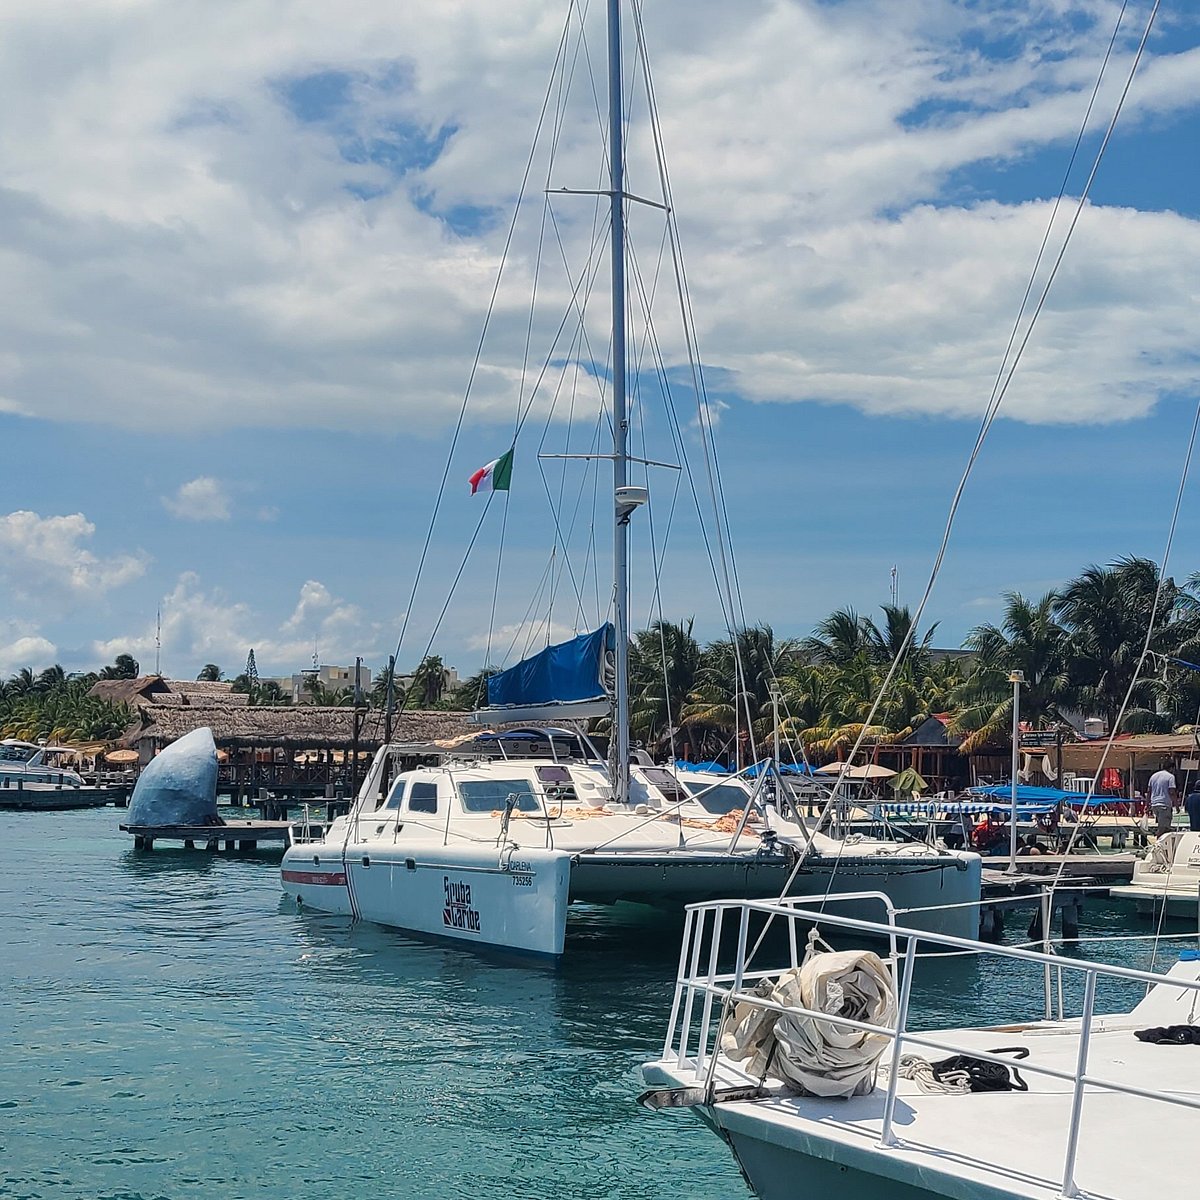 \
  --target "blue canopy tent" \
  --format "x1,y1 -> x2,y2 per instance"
966,784 -> 1118,810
